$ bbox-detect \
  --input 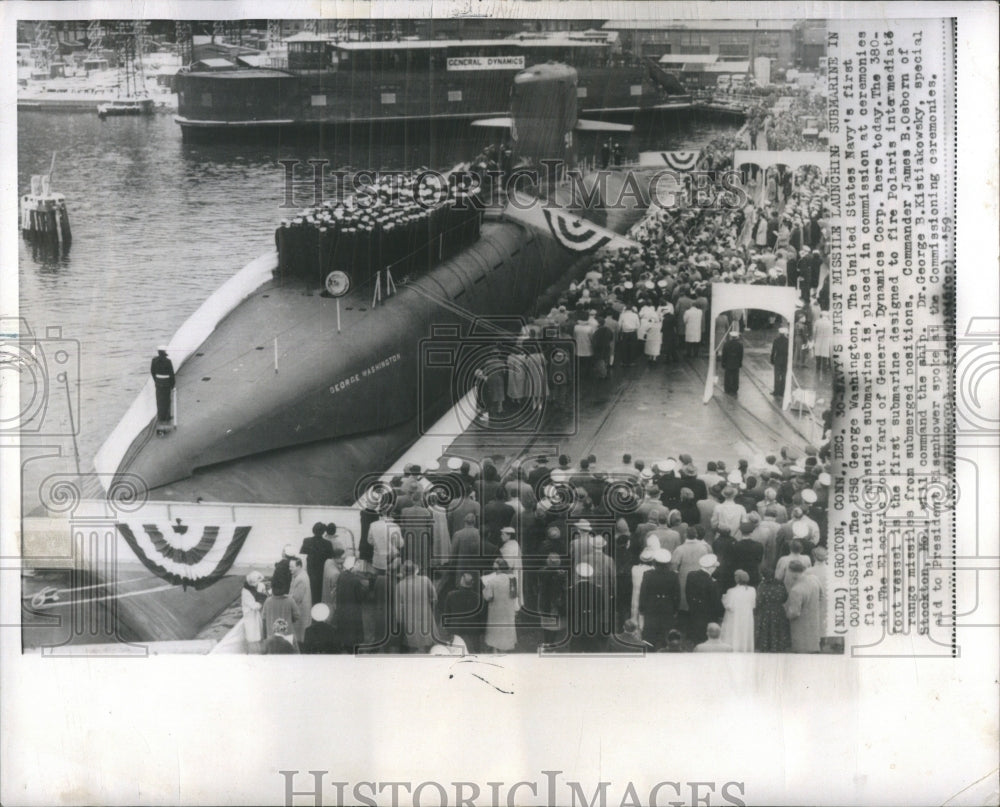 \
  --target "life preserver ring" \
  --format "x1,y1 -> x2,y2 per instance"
324,270 -> 351,297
